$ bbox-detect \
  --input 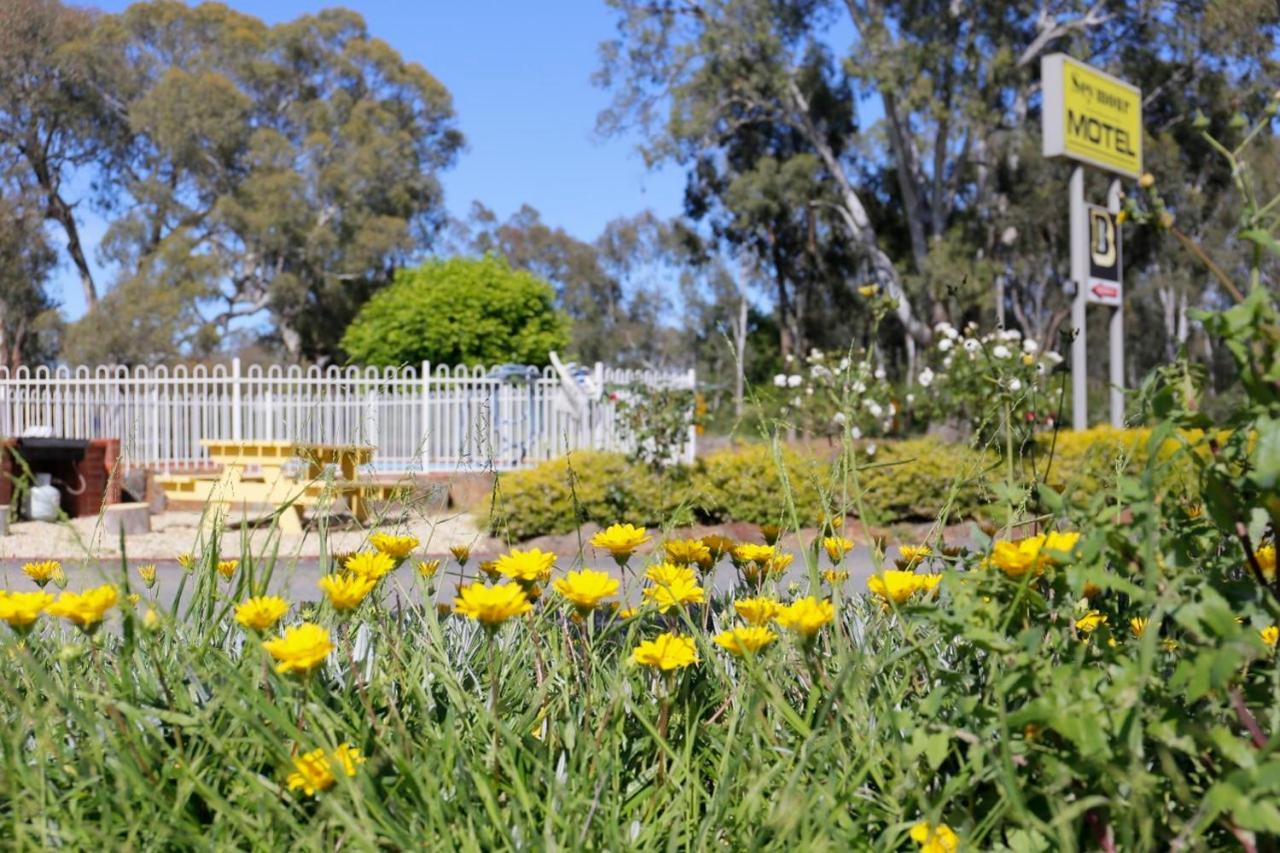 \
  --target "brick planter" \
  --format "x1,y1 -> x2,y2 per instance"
0,438 -> 122,518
